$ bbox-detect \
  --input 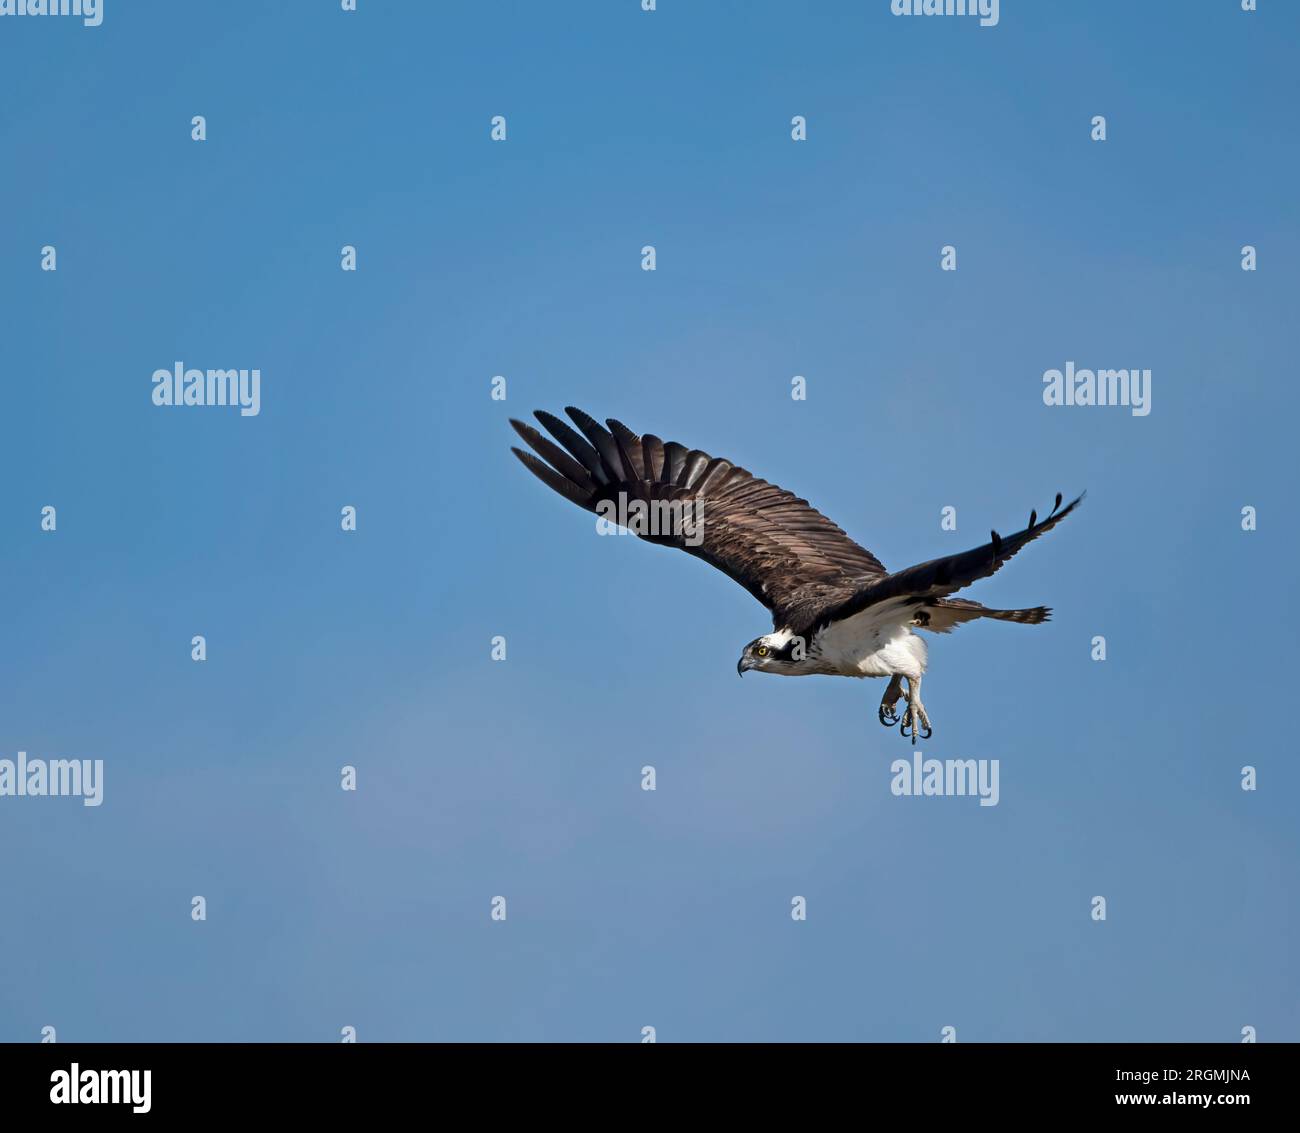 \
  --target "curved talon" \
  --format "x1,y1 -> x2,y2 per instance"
879,705 -> 898,726
919,723 -> 932,740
